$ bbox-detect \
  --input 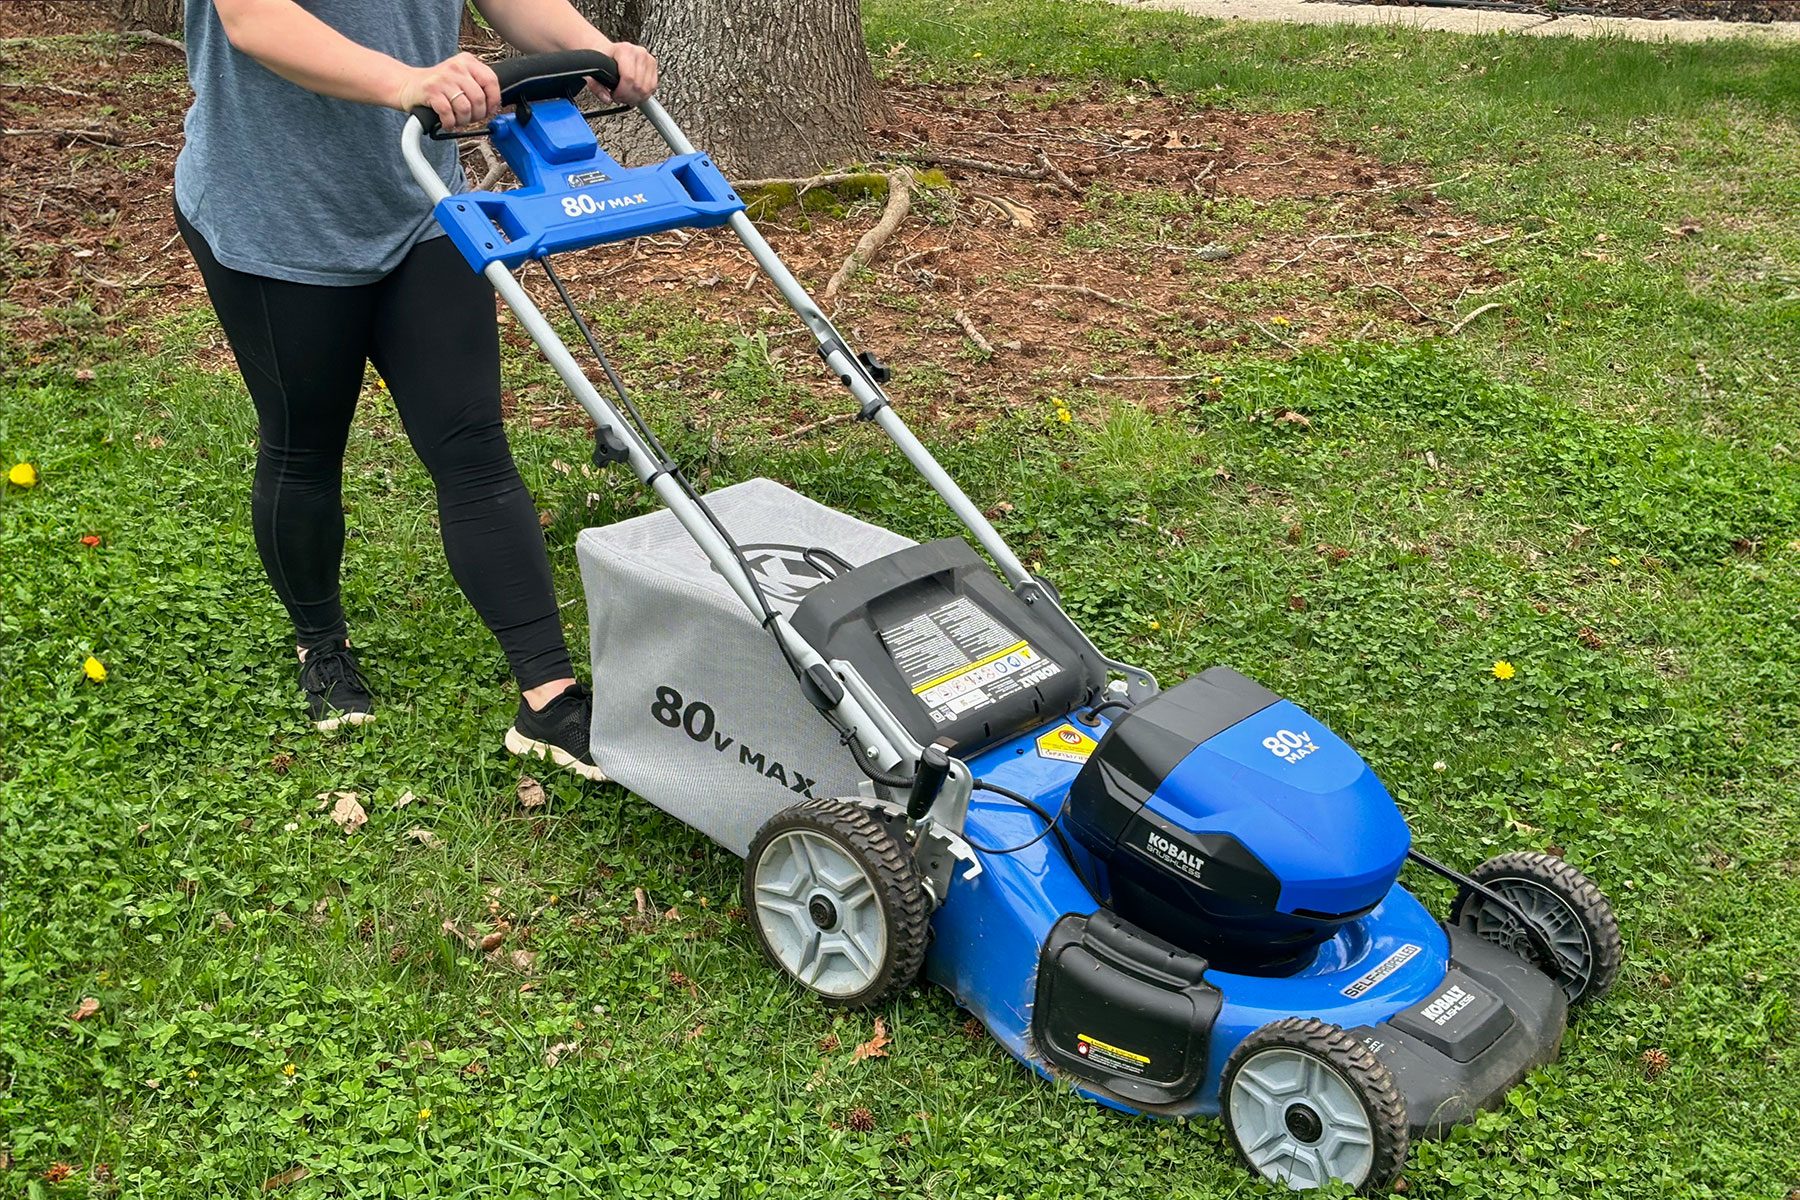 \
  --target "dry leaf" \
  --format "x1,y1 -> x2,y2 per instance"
70,996 -> 101,1022
517,776 -> 547,809
1274,410 -> 1311,428
261,1165 -> 311,1192
662,906 -> 682,922
329,793 -> 367,833
405,827 -> 443,850
544,1040 -> 580,1067
395,790 -> 418,809
634,886 -> 649,917
685,1023 -> 707,1042
852,1016 -> 892,1062
505,949 -> 537,973
441,919 -> 480,951
479,930 -> 506,952
1162,130 -> 1186,149
213,910 -> 237,931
